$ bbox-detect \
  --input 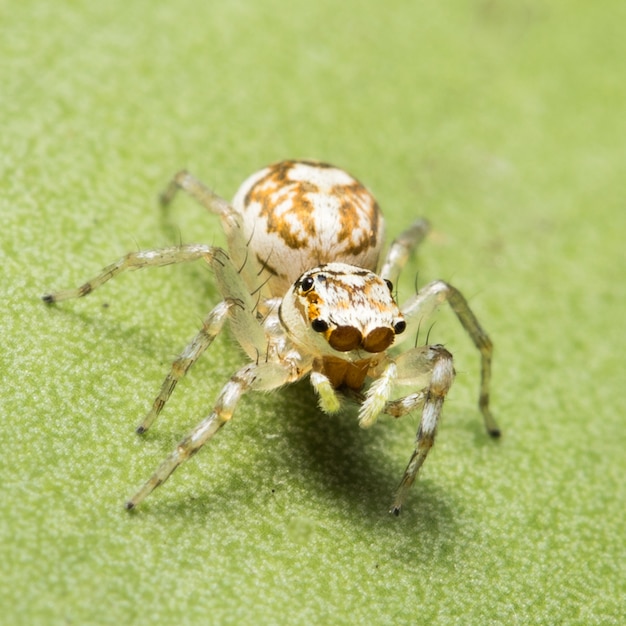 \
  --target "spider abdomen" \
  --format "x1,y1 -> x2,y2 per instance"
232,160 -> 385,296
